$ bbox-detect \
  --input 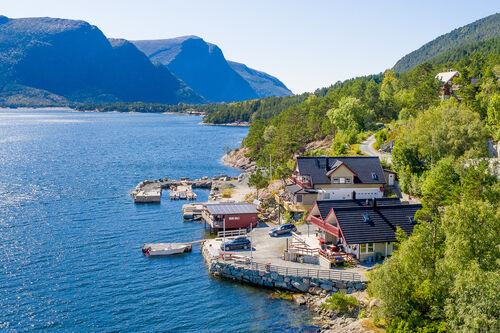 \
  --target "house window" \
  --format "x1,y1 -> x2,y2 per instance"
360,243 -> 374,253
228,216 -> 240,220
345,177 -> 352,184
340,177 -> 346,184
296,194 -> 303,203
333,178 -> 340,184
